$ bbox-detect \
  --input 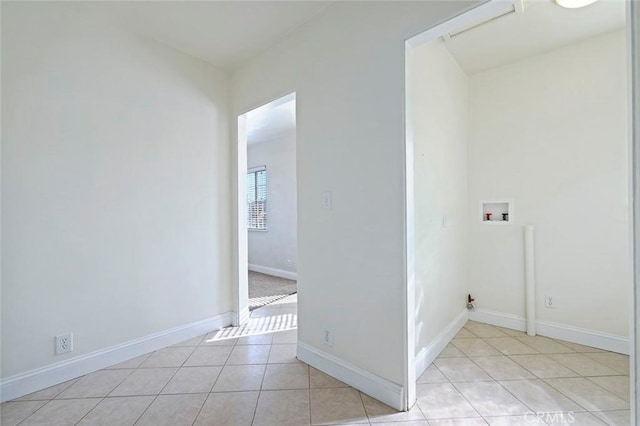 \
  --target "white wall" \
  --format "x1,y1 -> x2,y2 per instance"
232,0 -> 475,408
247,129 -> 297,275
1,2 -> 231,379
467,30 -> 630,337
408,40 -> 469,356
